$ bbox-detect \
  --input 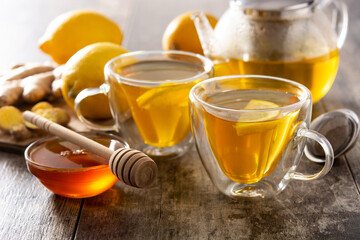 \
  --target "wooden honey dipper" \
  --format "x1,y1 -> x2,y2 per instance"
23,111 -> 158,188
